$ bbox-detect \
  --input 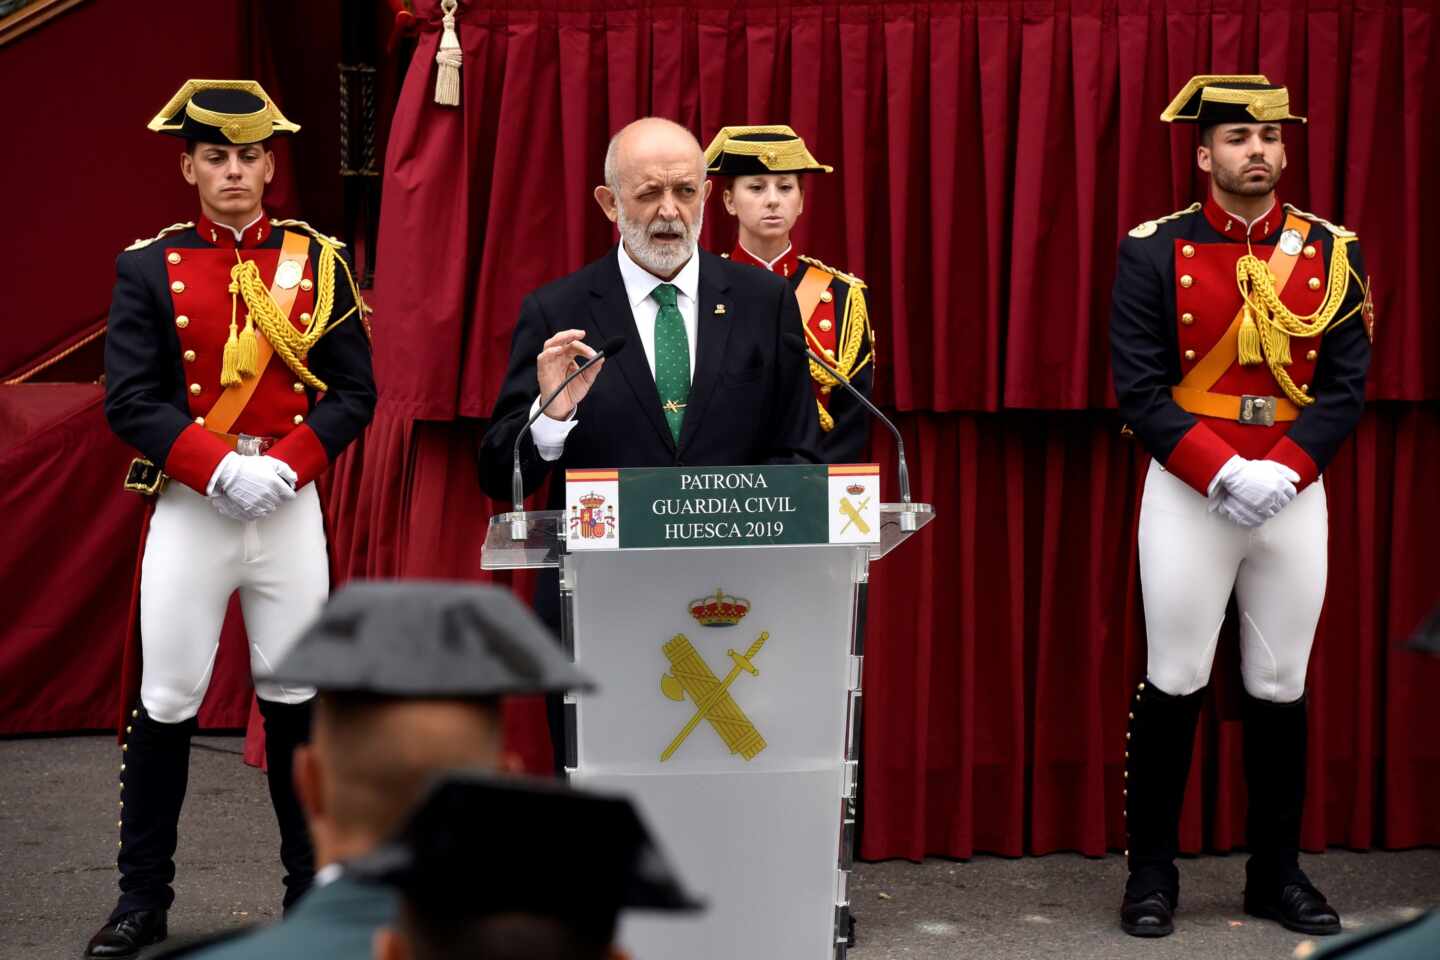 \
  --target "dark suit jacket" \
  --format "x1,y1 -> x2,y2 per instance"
178,874 -> 395,960
478,246 -> 822,508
